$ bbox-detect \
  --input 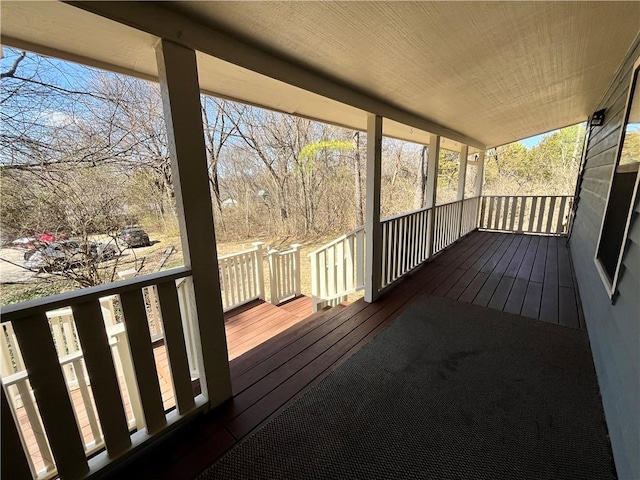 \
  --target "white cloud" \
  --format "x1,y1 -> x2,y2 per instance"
40,110 -> 75,127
